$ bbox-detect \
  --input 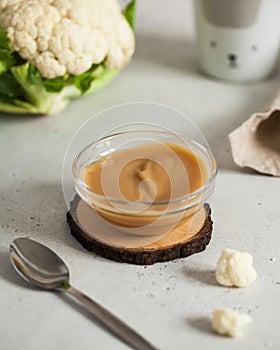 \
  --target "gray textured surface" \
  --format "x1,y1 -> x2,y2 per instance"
0,1 -> 280,349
